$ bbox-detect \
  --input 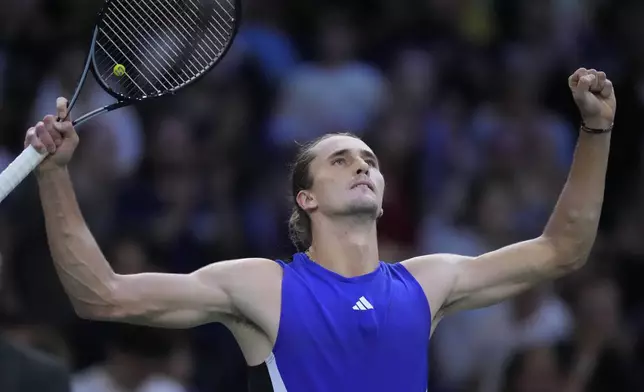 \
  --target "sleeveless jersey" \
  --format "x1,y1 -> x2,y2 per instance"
248,252 -> 431,392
